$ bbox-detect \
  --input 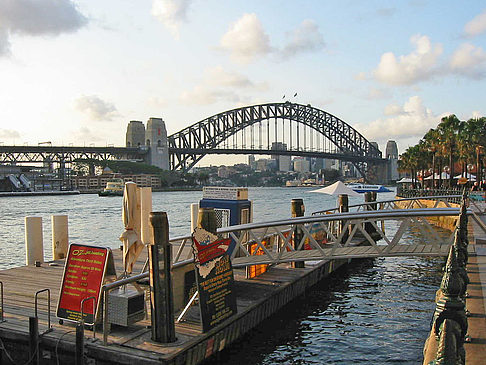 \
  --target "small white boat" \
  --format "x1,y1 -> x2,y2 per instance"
346,183 -> 391,193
